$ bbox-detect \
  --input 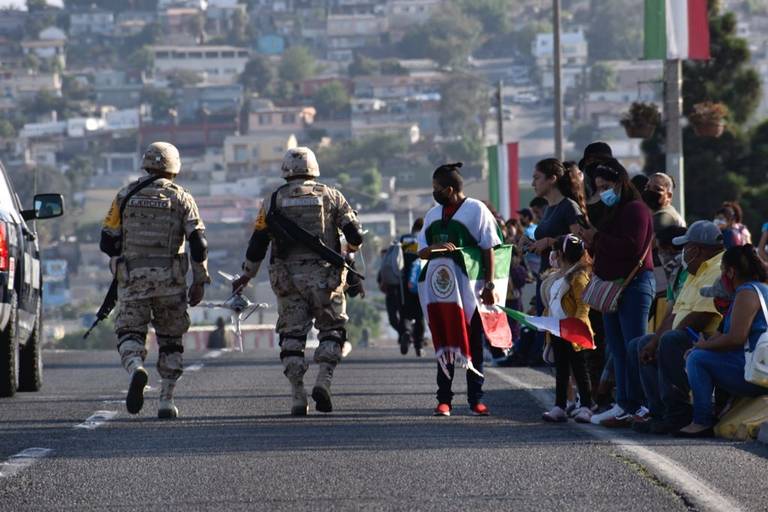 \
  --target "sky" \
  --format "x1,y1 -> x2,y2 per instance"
0,0 -> 64,8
